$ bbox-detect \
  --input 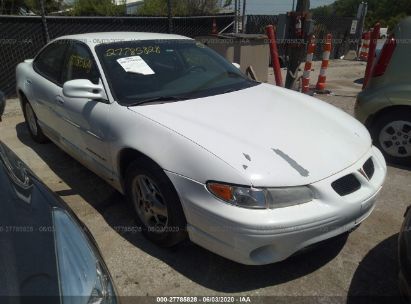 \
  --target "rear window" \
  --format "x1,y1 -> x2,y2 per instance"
34,41 -> 68,85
